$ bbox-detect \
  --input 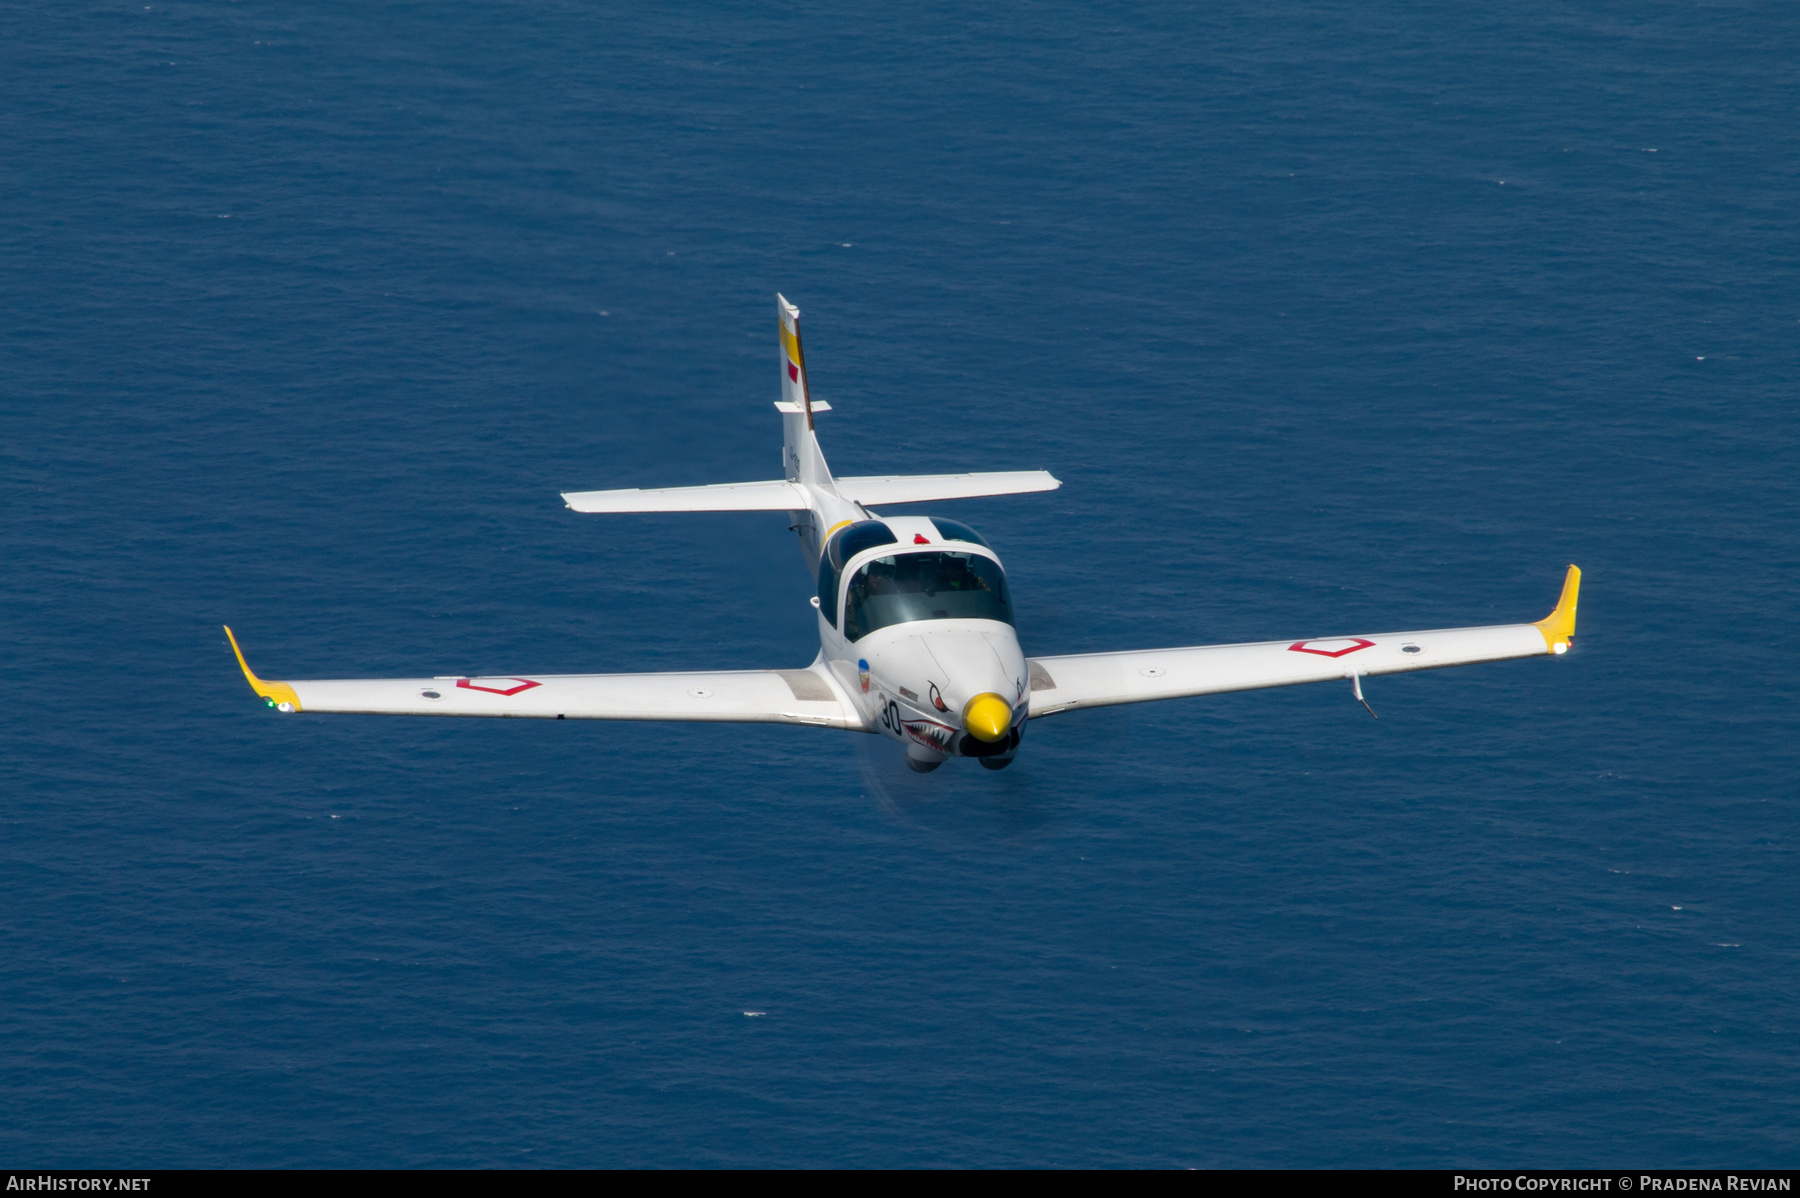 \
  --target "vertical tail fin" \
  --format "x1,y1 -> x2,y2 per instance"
775,295 -> 849,563
777,295 -> 838,496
